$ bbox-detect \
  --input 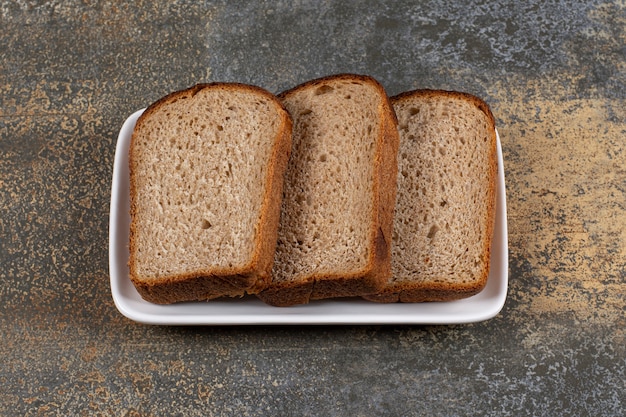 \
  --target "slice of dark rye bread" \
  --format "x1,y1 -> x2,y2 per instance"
128,83 -> 292,304
364,89 -> 497,303
257,74 -> 400,307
